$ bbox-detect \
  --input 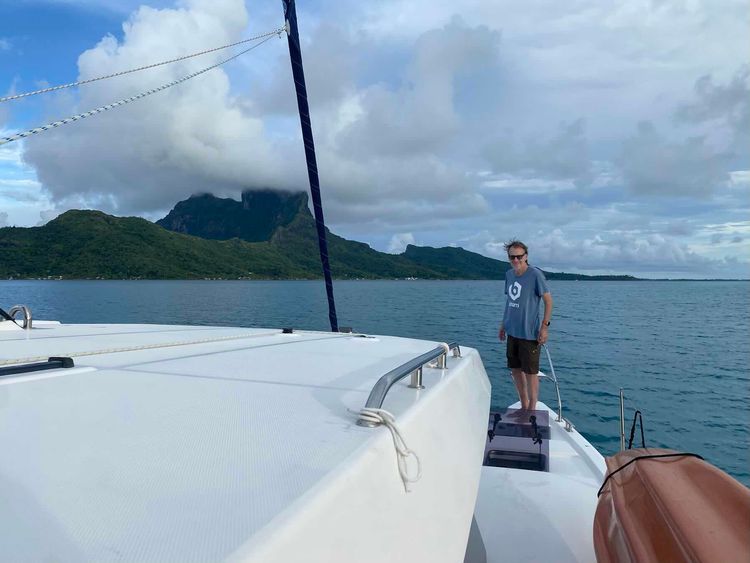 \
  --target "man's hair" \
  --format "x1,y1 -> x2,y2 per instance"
504,239 -> 528,254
